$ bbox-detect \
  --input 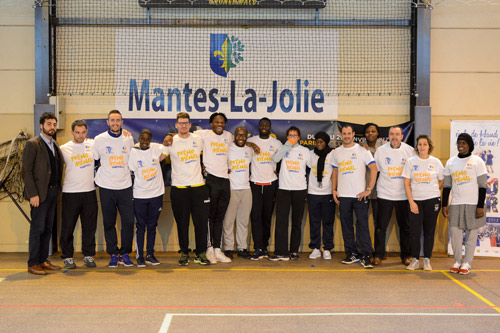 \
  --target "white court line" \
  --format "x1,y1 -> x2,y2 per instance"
0,278 -> 5,283
158,312 -> 500,332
